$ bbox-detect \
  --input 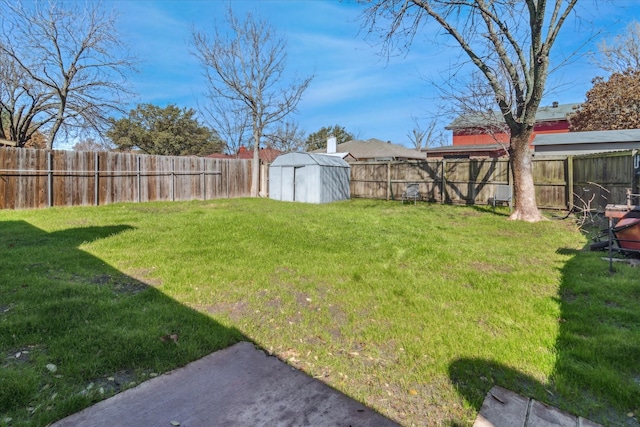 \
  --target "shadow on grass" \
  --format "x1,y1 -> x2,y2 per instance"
0,220 -> 245,426
470,204 -> 510,216
448,245 -> 640,426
